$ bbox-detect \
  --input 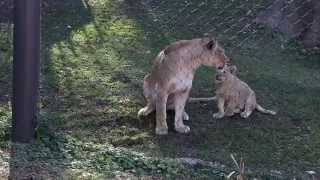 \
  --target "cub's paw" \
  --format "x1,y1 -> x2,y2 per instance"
155,127 -> 168,135
240,112 -> 249,118
213,112 -> 224,119
175,125 -> 190,134
183,112 -> 190,121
